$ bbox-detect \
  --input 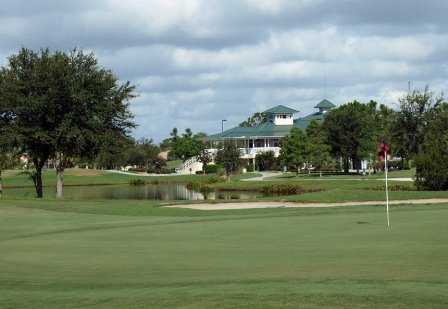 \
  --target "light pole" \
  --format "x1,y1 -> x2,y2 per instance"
221,119 -> 227,133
